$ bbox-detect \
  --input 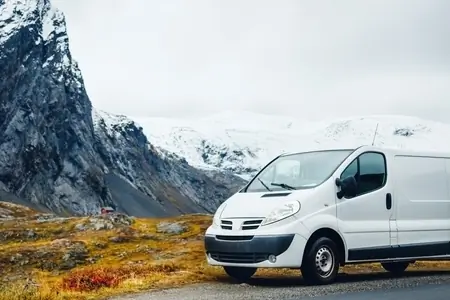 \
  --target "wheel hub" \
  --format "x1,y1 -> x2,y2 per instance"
315,246 -> 333,277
